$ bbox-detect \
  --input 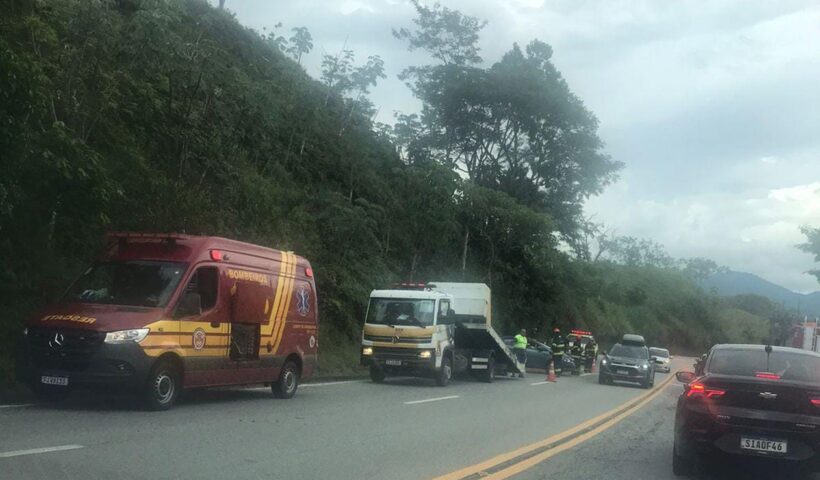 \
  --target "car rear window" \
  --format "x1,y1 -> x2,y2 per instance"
650,348 -> 669,358
709,349 -> 820,383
